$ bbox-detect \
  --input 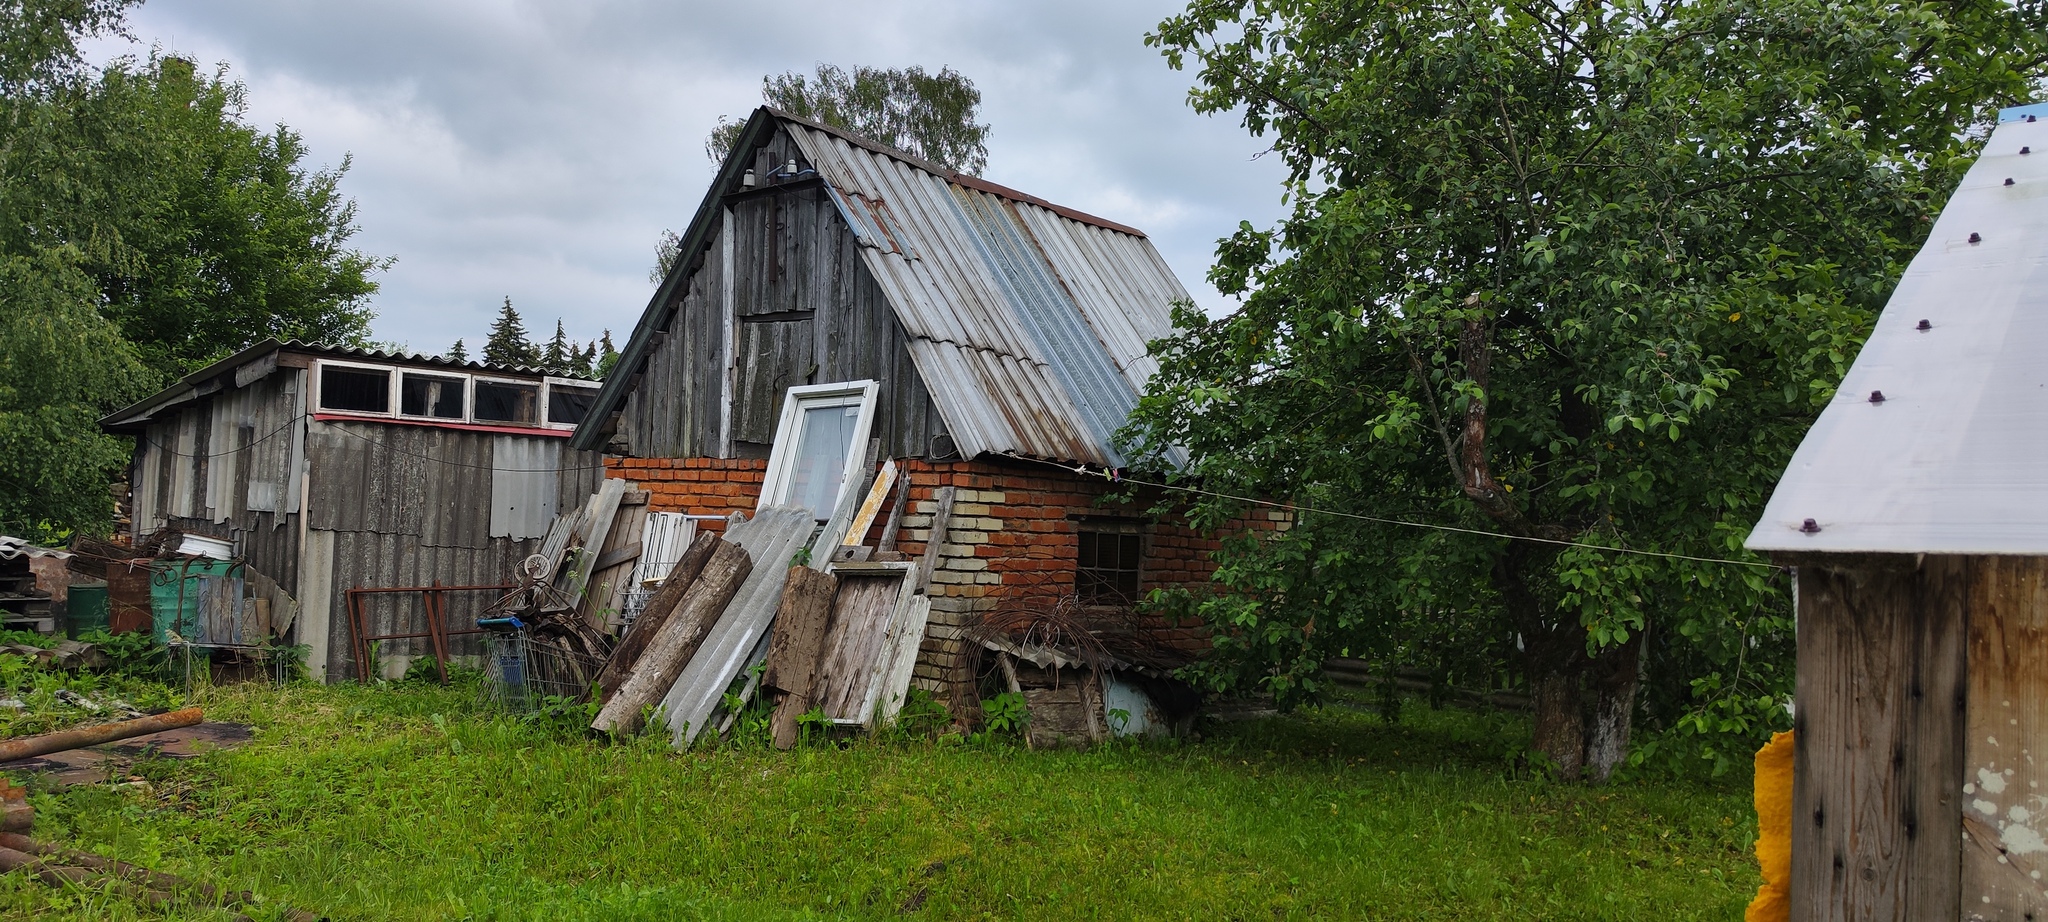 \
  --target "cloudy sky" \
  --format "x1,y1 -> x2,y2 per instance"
84,1 -> 1290,356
